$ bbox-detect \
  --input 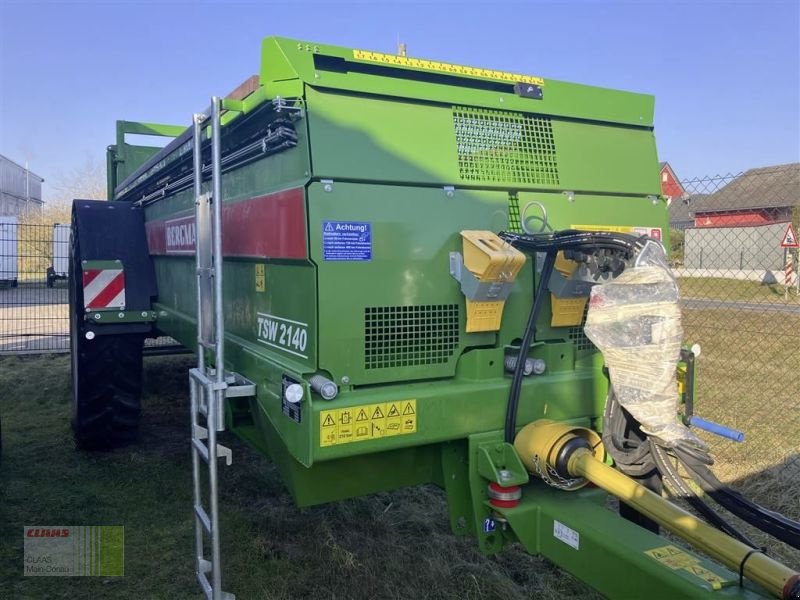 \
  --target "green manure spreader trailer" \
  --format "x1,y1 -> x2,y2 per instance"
68,37 -> 800,600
